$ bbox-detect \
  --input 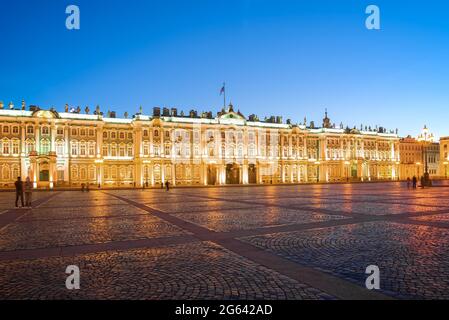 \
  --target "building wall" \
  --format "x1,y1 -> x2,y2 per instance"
440,137 -> 449,178
0,108 -> 401,188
